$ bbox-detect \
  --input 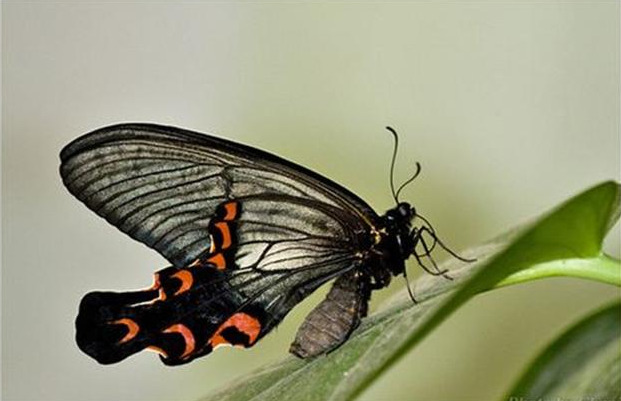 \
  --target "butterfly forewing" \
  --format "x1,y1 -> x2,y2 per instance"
60,124 -> 378,267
